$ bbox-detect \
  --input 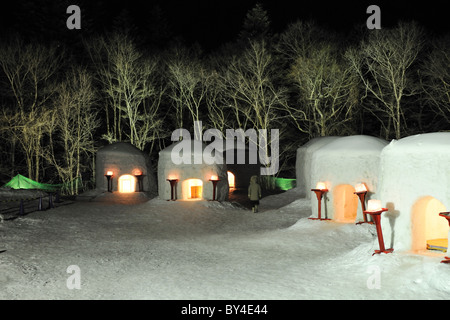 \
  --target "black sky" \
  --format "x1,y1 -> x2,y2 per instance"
0,0 -> 449,50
